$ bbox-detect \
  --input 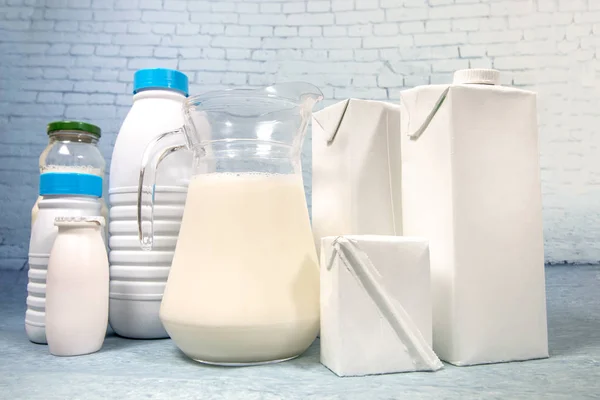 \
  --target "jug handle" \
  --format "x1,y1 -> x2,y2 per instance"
137,128 -> 186,250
